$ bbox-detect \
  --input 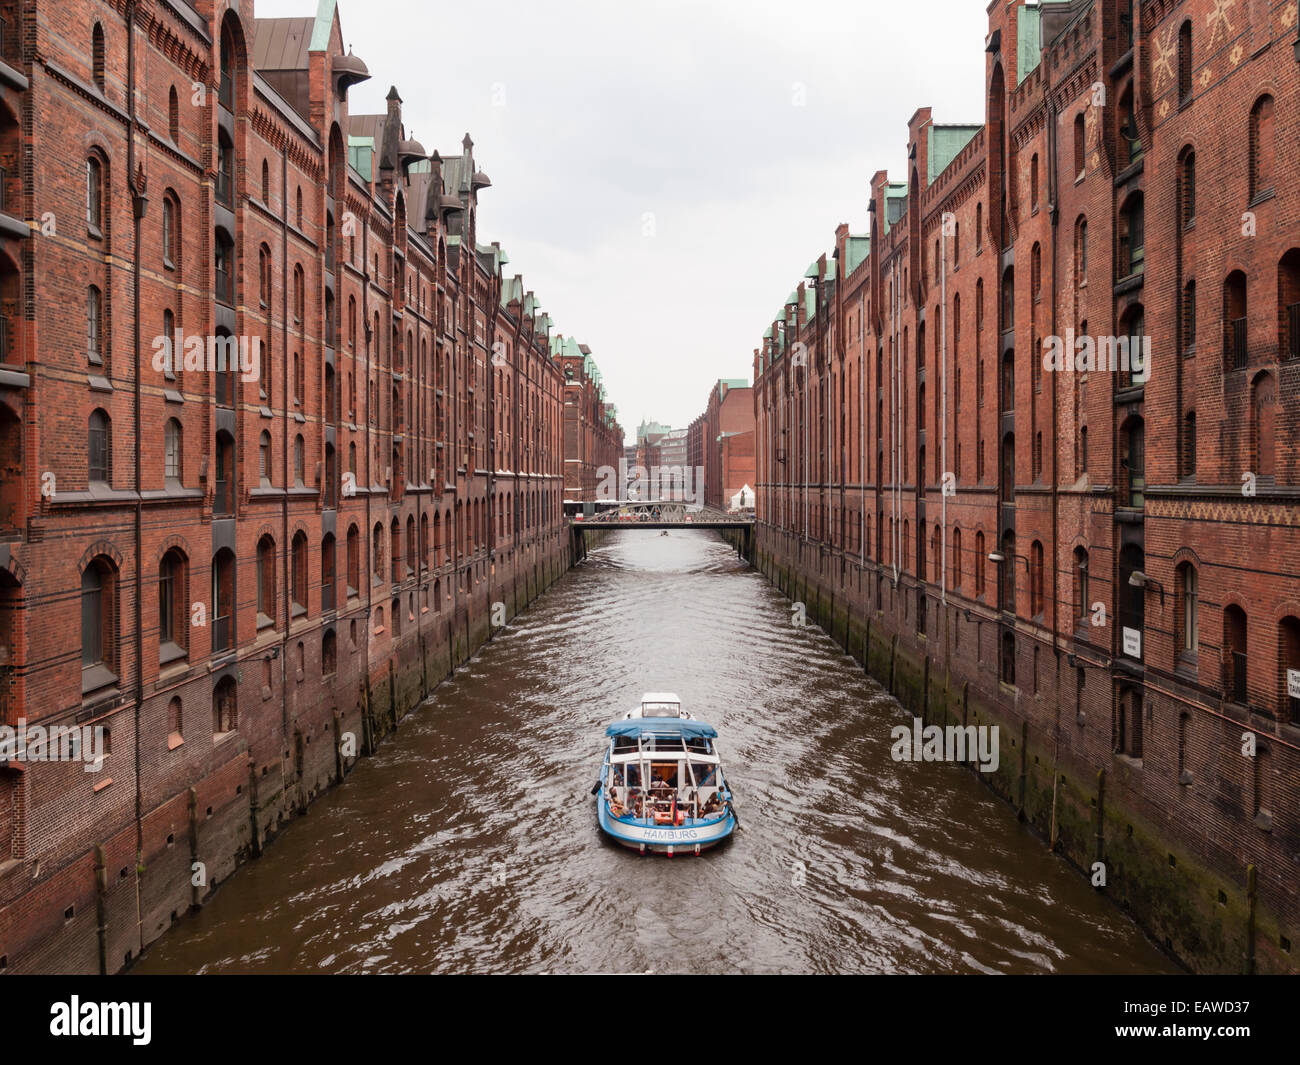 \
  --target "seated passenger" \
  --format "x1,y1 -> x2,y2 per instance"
609,790 -> 627,817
